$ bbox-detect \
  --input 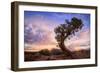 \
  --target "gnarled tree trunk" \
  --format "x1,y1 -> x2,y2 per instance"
59,41 -> 74,59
